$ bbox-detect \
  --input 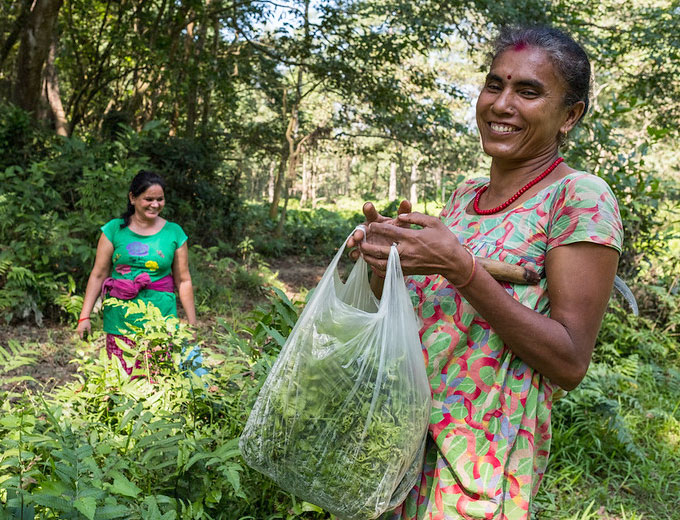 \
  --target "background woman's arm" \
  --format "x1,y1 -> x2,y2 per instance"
77,234 -> 113,338
172,243 -> 197,326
